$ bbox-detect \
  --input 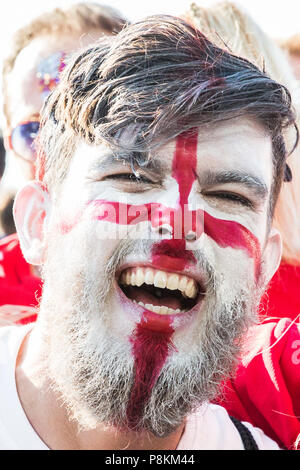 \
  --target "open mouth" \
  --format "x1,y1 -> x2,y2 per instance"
118,267 -> 204,315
